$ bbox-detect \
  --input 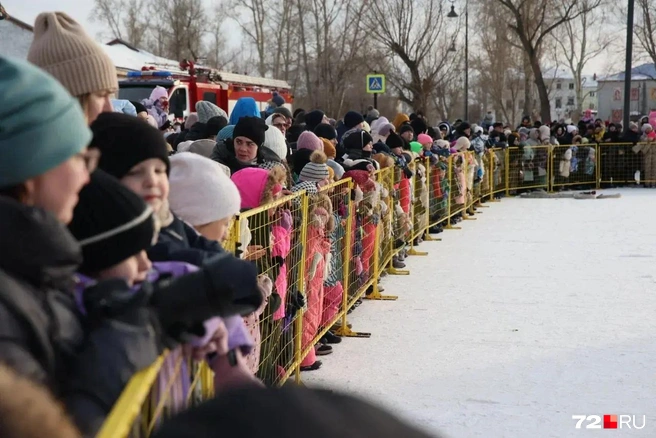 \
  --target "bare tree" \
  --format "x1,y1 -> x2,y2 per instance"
229,0 -> 267,76
634,0 -> 656,66
206,5 -> 238,70
364,0 -> 457,113
90,0 -> 148,46
492,0 -> 602,123
552,0 -> 611,119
